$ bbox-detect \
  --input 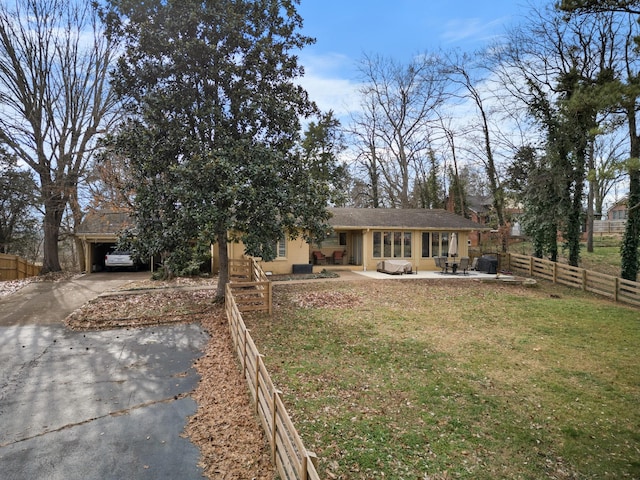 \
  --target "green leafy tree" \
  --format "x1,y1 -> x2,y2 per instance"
559,0 -> 640,15
102,0 -> 332,298
499,5 -> 627,267
559,0 -> 640,279
300,111 -> 349,207
507,145 -> 561,261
